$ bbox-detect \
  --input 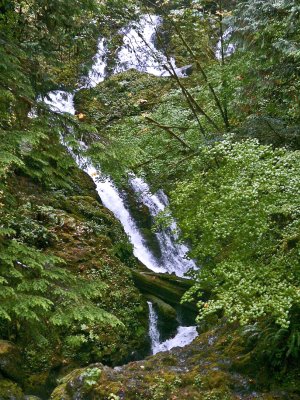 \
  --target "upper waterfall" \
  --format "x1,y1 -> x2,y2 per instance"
114,14 -> 176,76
